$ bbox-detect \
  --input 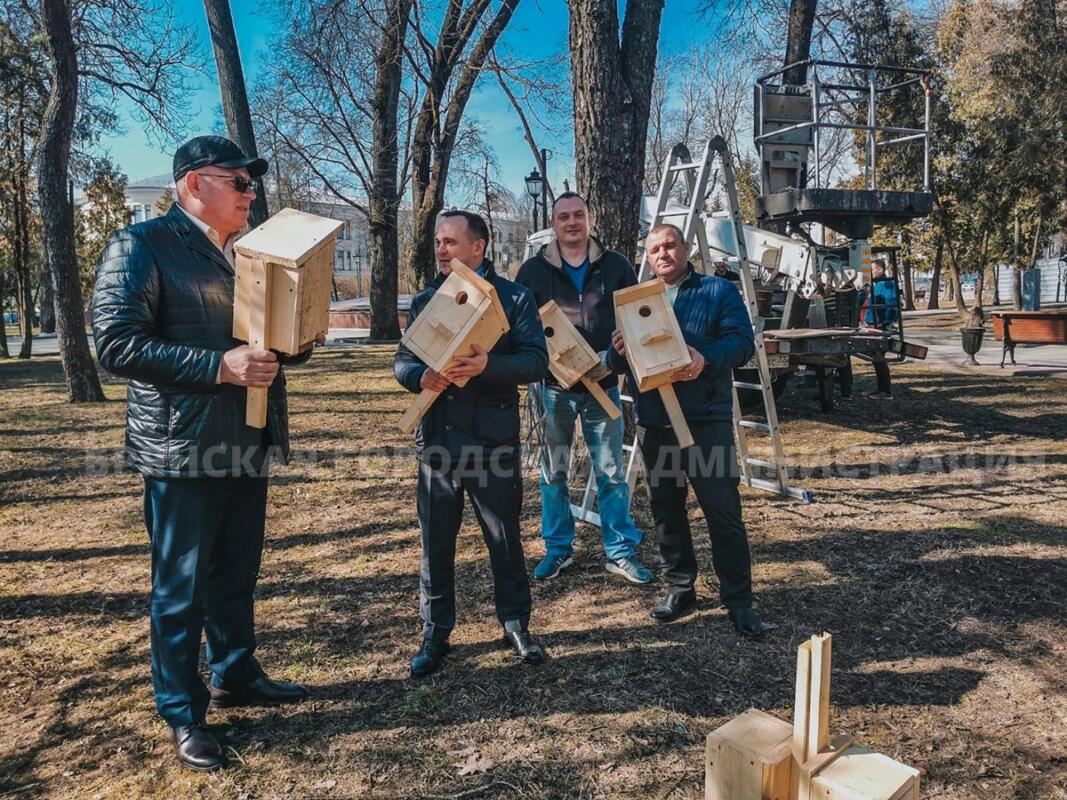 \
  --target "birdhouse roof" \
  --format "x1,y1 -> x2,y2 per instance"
234,207 -> 344,267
